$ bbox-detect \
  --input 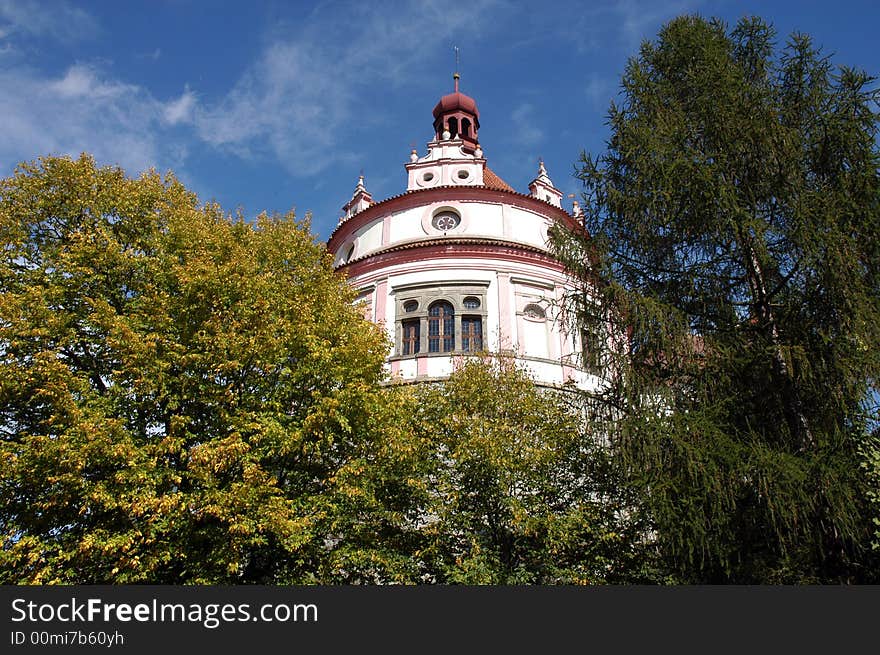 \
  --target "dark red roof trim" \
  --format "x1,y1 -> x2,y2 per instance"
337,238 -> 567,279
